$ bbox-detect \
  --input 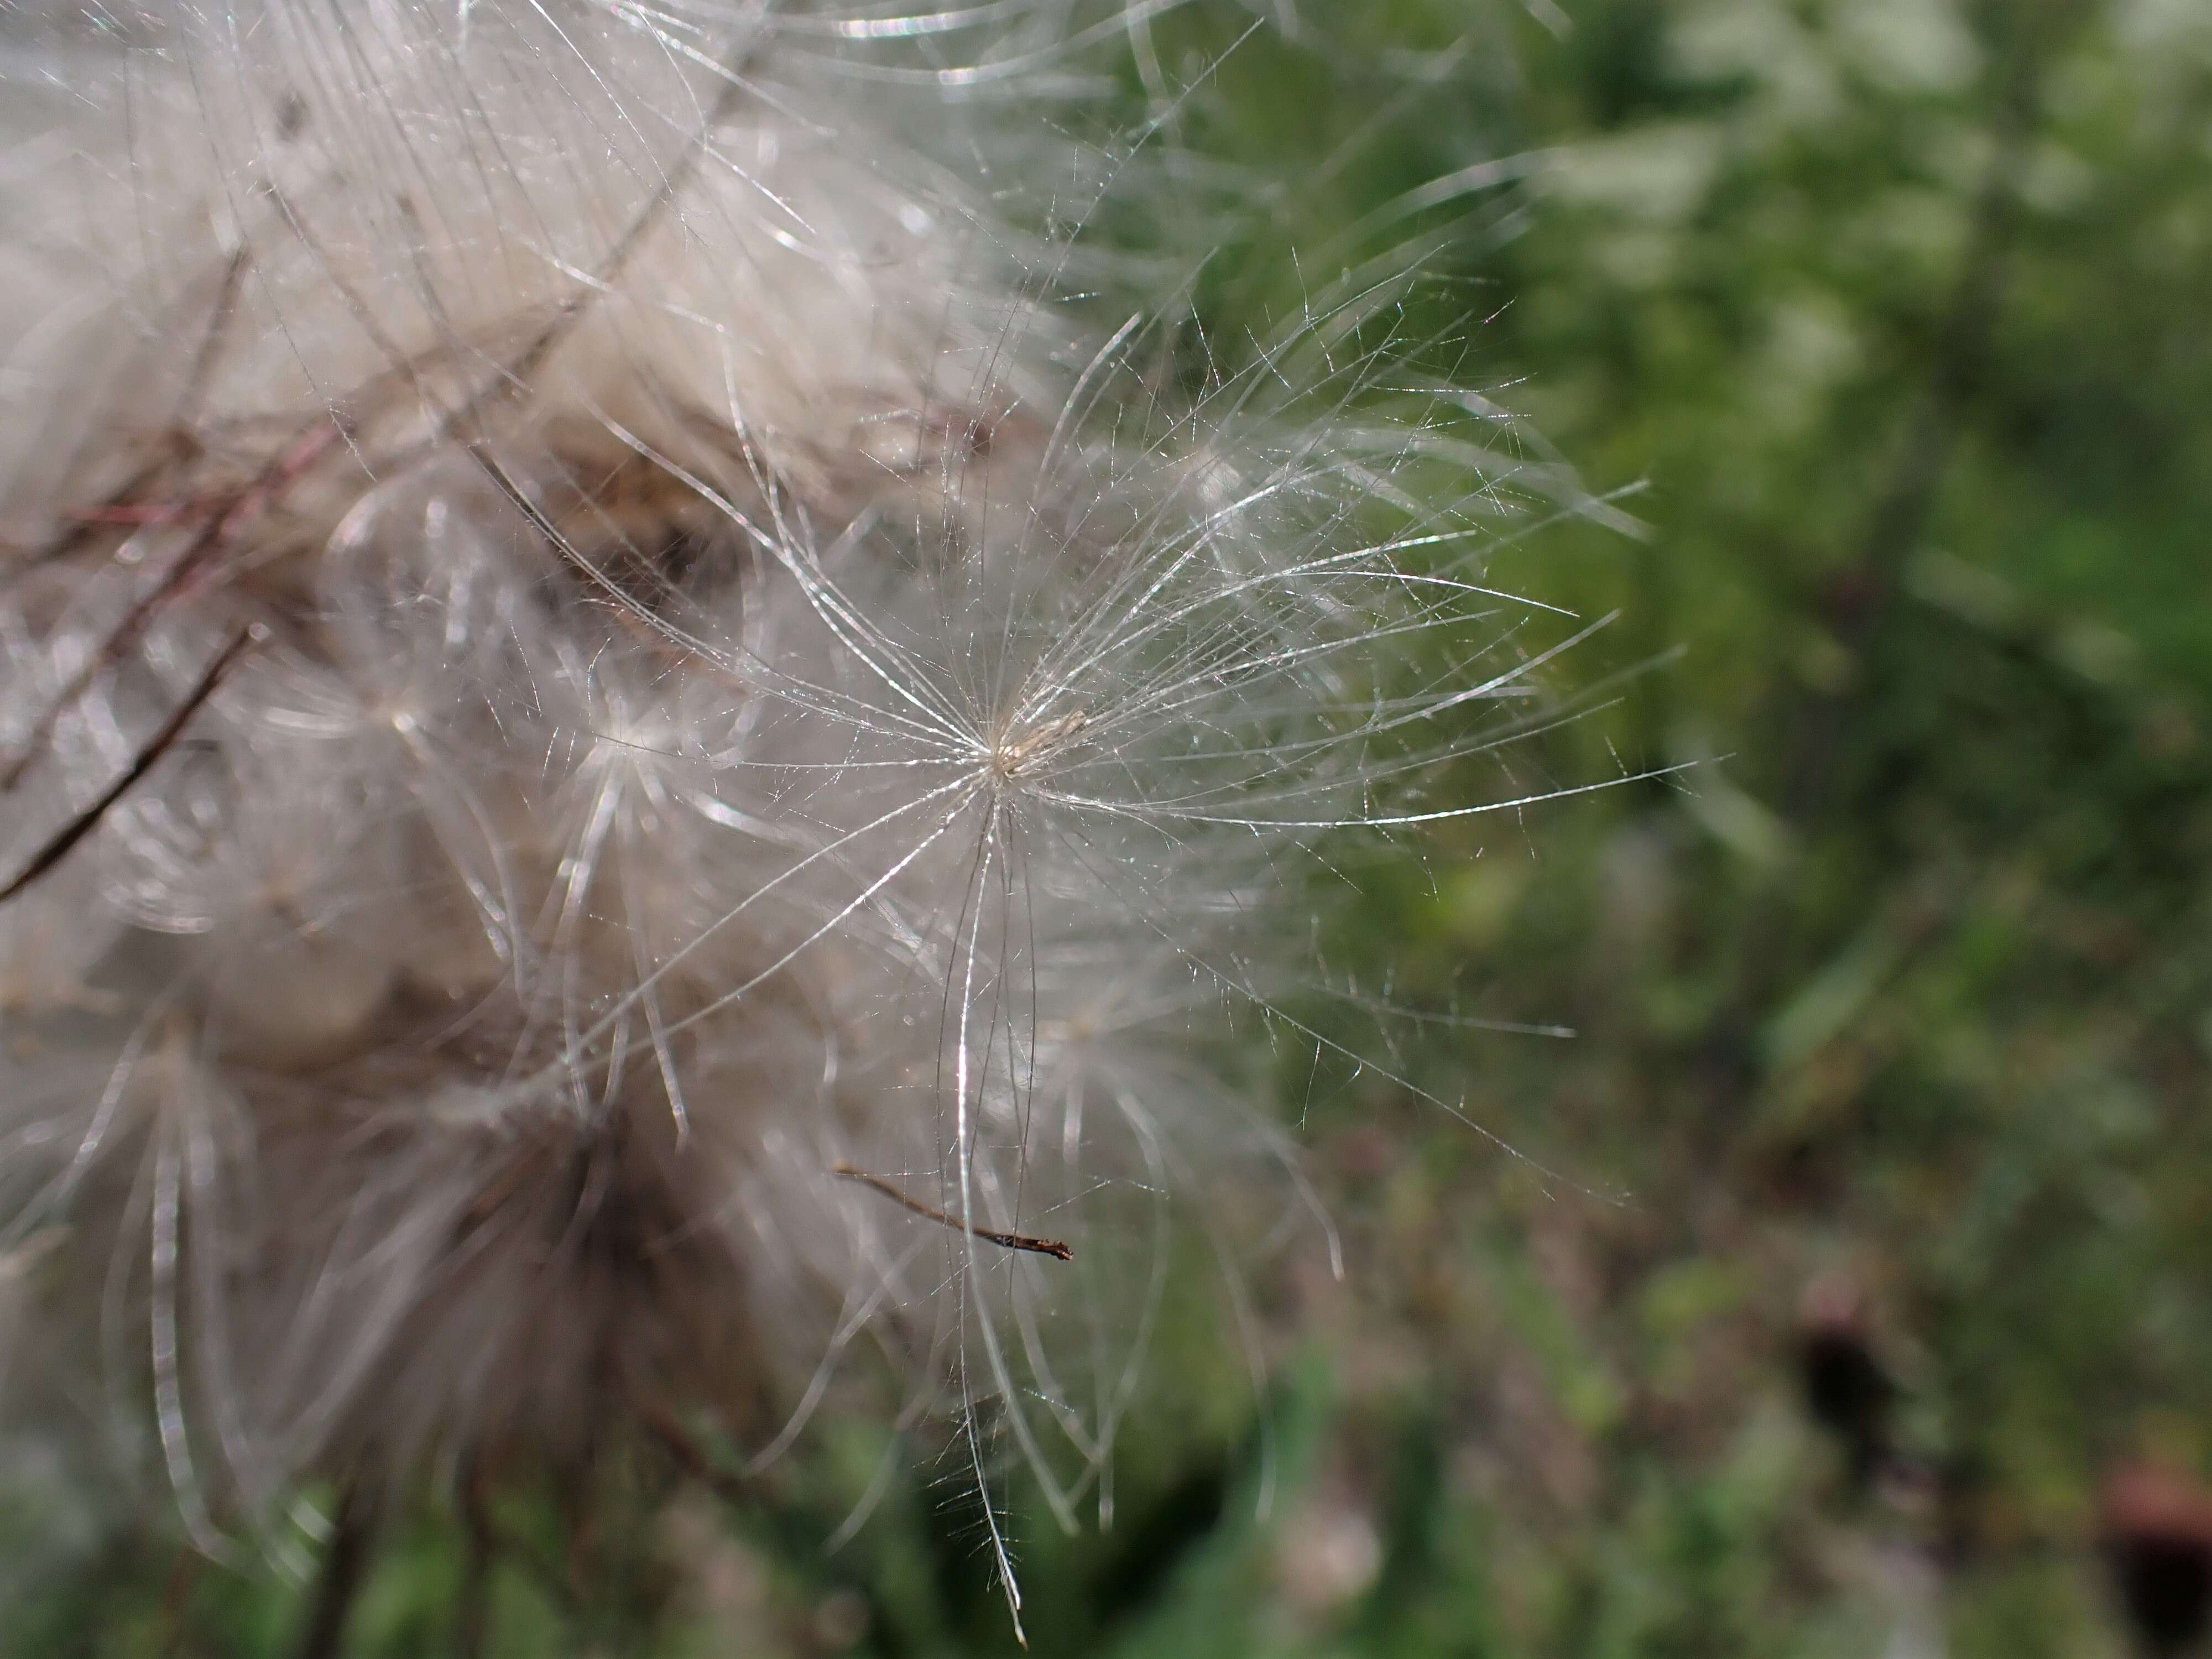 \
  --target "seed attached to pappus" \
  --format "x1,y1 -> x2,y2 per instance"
833,1164 -> 1074,1261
